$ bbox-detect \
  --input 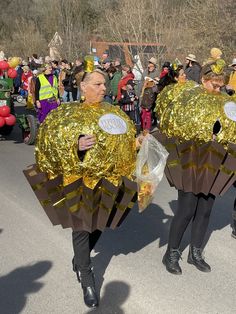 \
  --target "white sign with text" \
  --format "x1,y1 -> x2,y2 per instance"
98,114 -> 127,134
